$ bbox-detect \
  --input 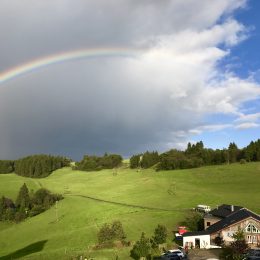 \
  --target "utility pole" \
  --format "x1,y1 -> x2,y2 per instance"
55,200 -> 58,222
